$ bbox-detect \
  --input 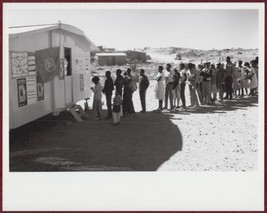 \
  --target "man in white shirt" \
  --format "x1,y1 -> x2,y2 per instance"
163,63 -> 174,110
